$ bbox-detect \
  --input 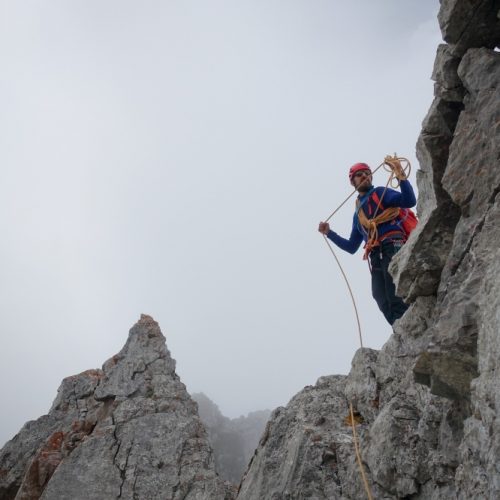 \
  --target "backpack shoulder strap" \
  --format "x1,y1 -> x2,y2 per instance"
370,189 -> 384,211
